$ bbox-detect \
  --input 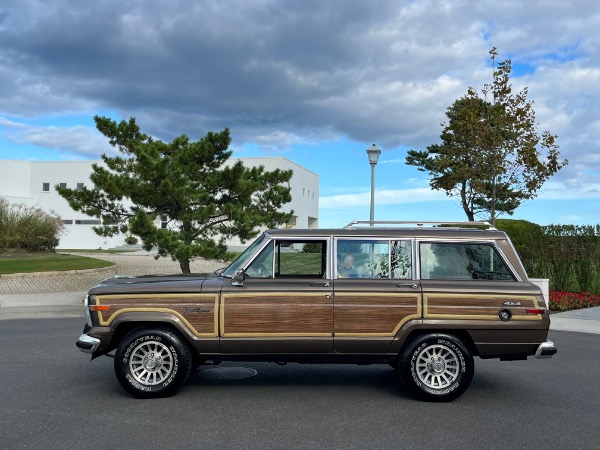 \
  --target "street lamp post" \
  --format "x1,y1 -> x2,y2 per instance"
366,144 -> 381,226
